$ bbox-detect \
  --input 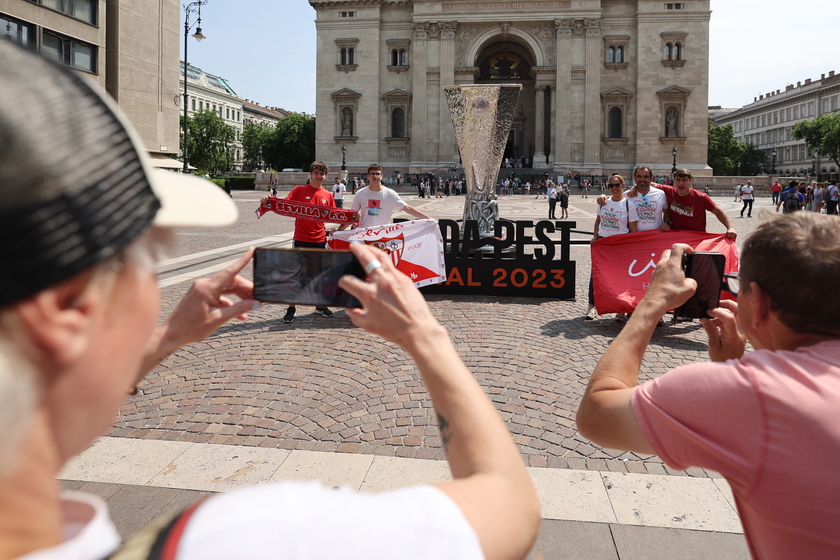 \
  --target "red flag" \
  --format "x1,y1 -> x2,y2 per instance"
591,230 -> 739,314
255,196 -> 358,225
